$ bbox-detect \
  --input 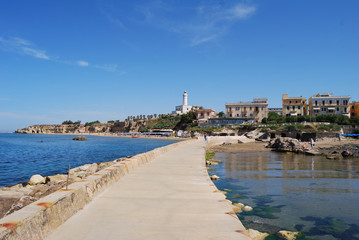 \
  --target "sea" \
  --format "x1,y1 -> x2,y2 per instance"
0,133 -> 178,187
209,151 -> 359,240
